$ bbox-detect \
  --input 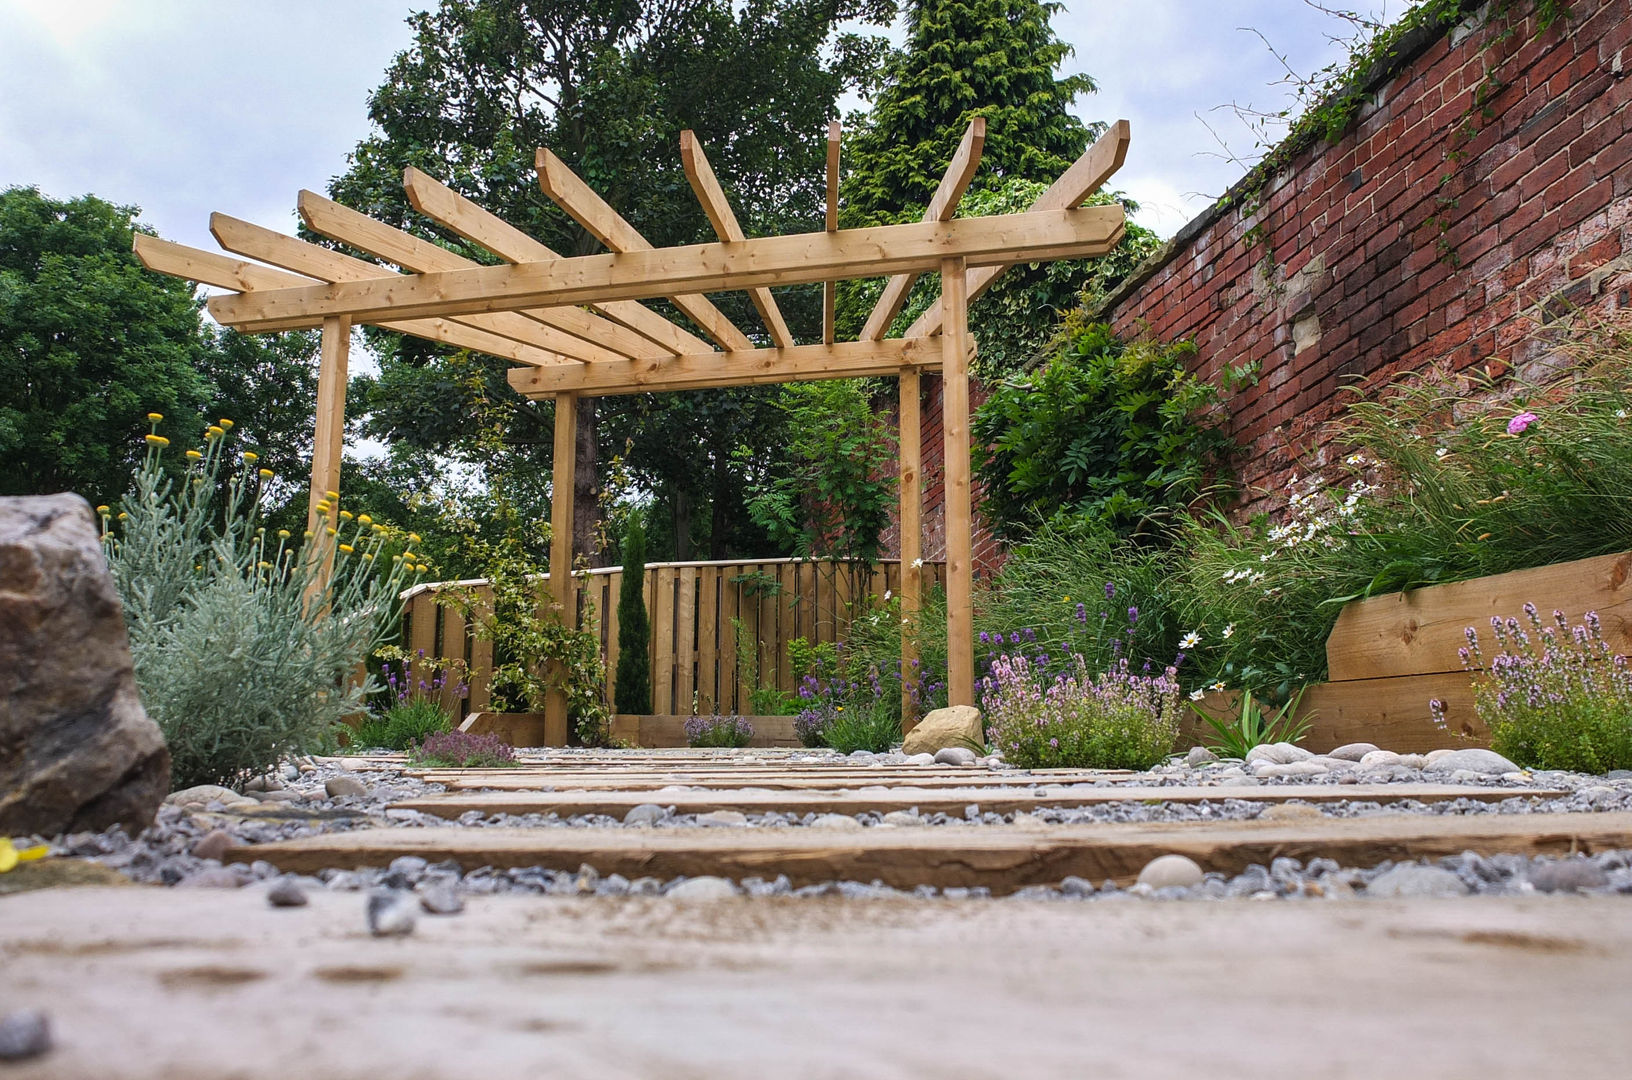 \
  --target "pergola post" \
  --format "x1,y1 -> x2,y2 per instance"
940,257 -> 973,708
898,367 -> 922,732
306,314 -> 350,539
546,391 -> 578,745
